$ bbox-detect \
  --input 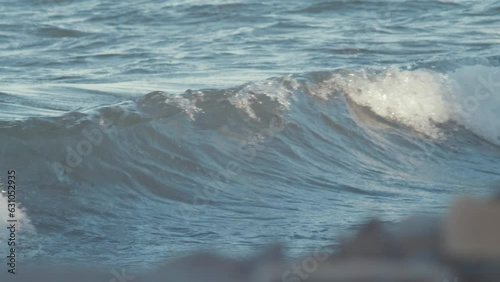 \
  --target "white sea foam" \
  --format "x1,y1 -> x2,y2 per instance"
447,65 -> 500,145
229,77 -> 296,120
331,67 -> 452,138
328,66 -> 500,145
0,192 -> 36,247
